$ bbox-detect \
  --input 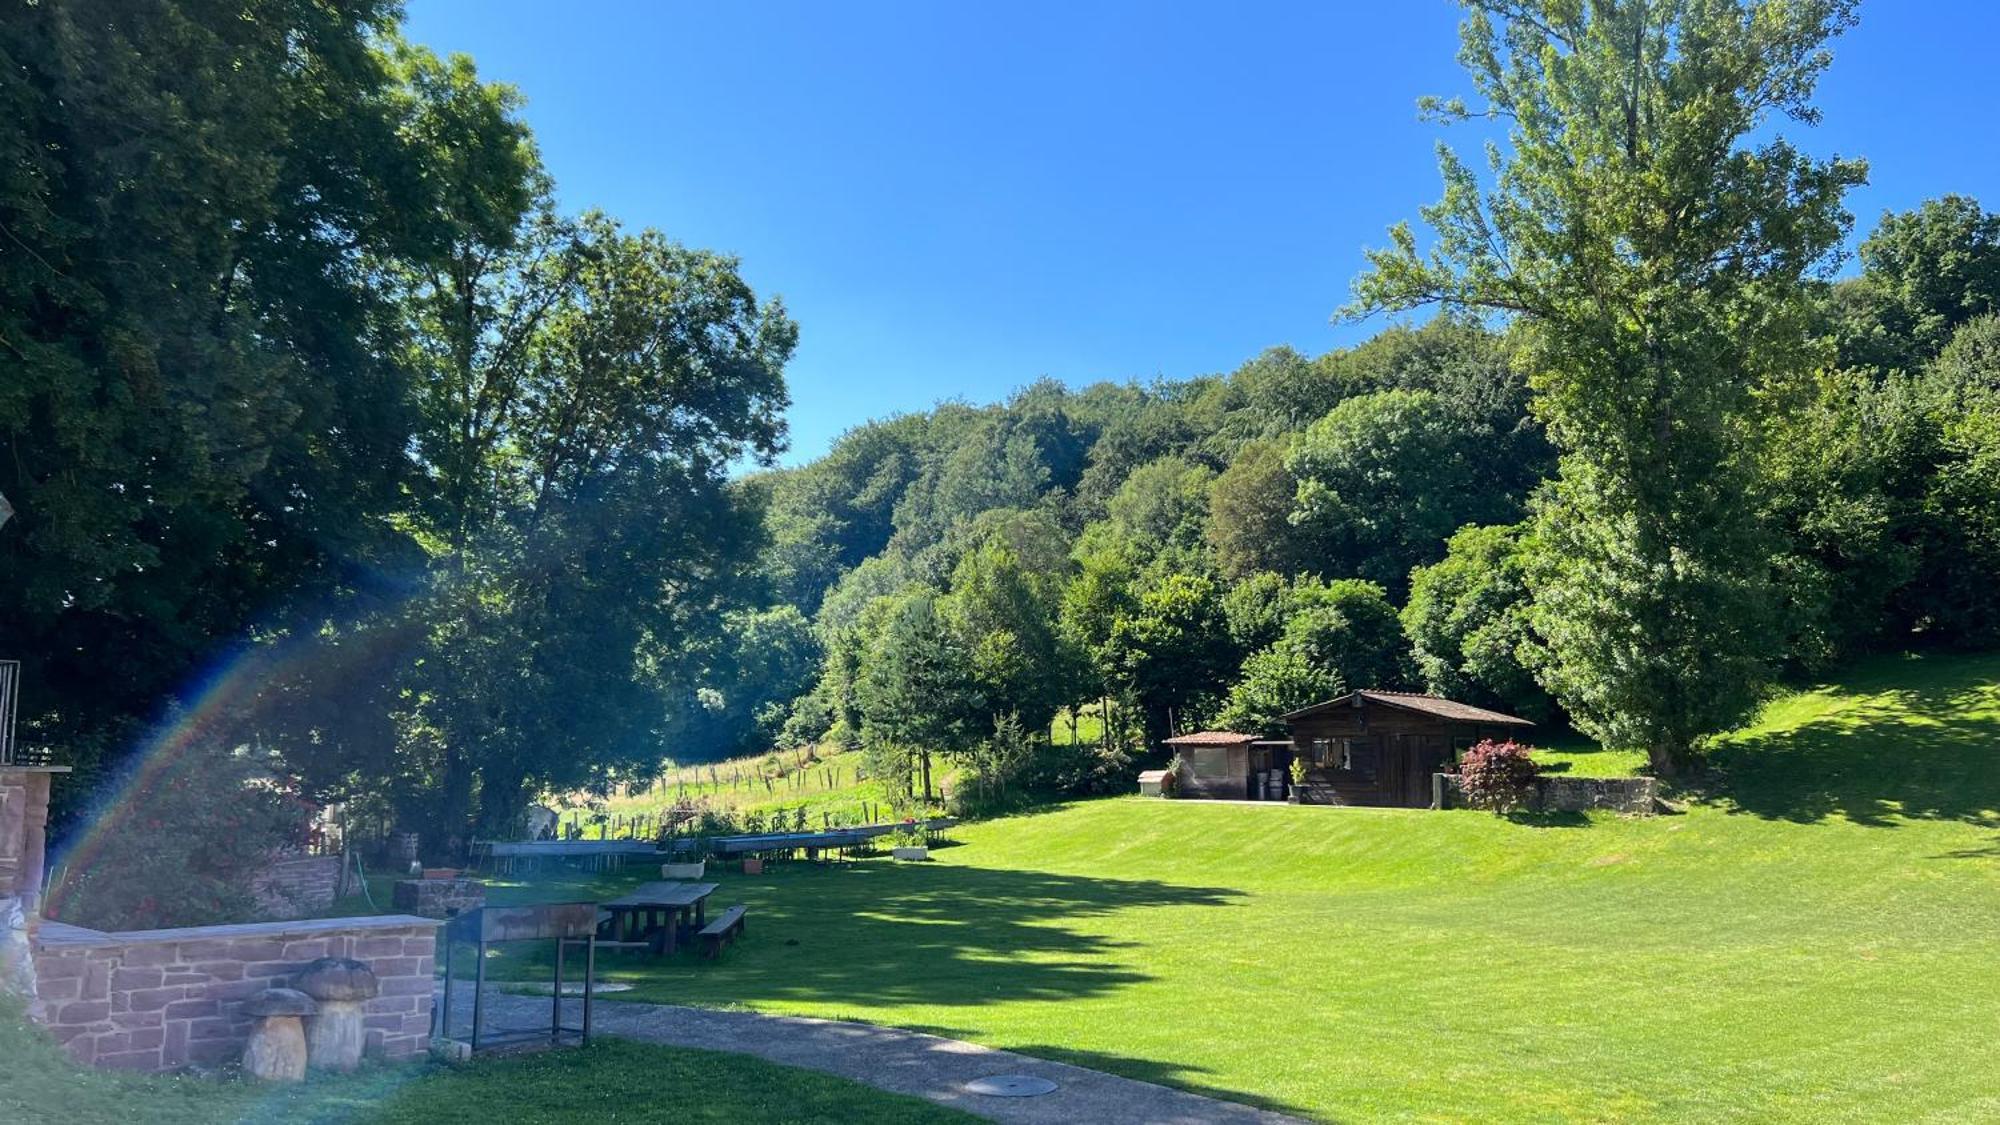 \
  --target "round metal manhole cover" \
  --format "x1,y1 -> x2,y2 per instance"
964,1074 -> 1059,1098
